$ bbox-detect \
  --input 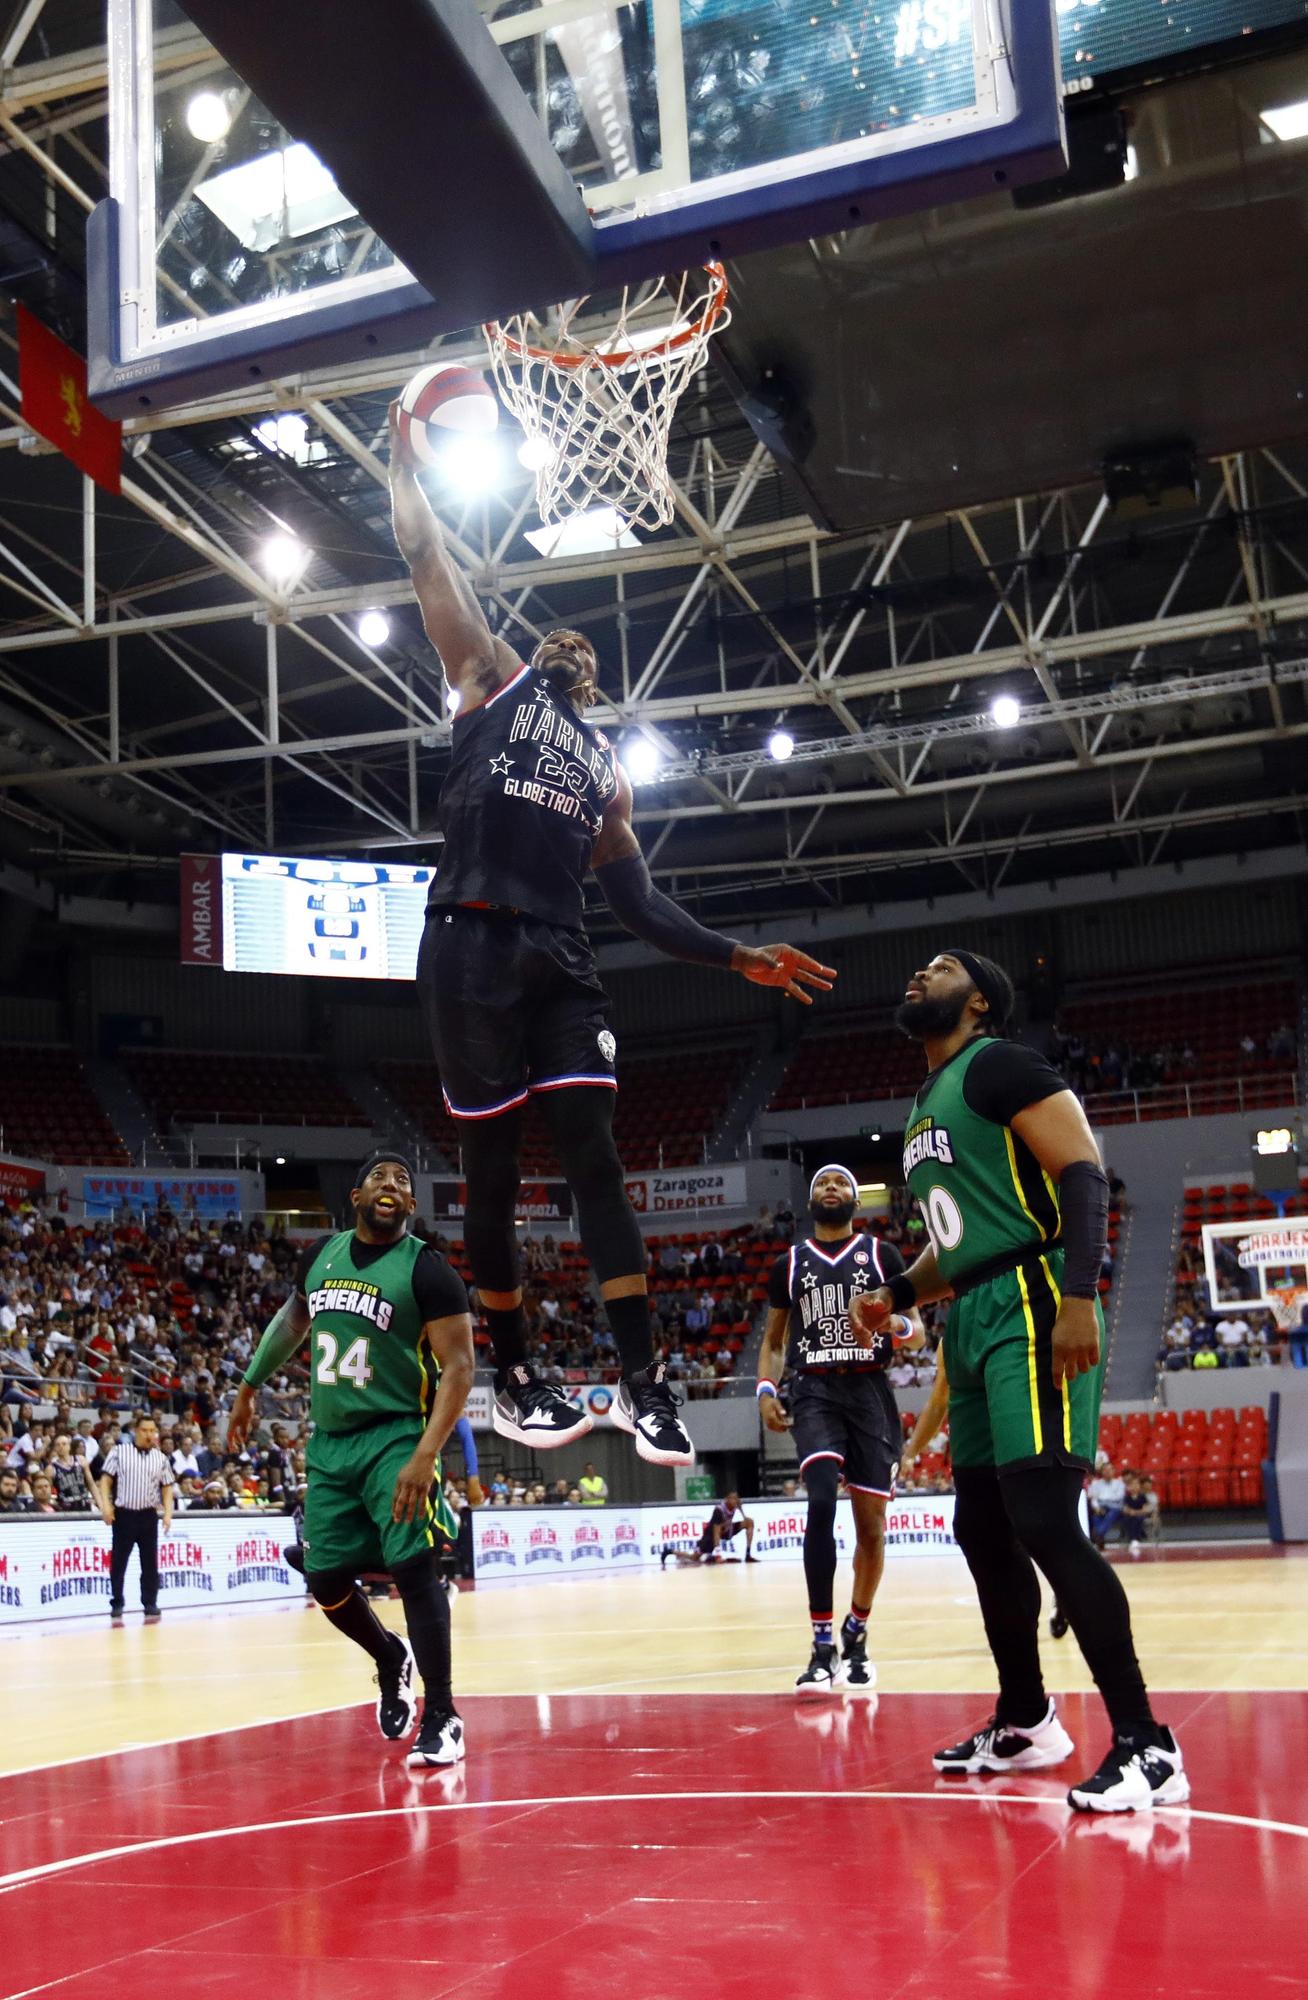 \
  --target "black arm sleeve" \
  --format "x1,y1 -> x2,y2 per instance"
767,1252 -> 792,1311
962,1039 -> 1069,1125
413,1246 -> 471,1324
594,852 -> 739,969
294,1234 -> 332,1298
1058,1159 -> 1110,1299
